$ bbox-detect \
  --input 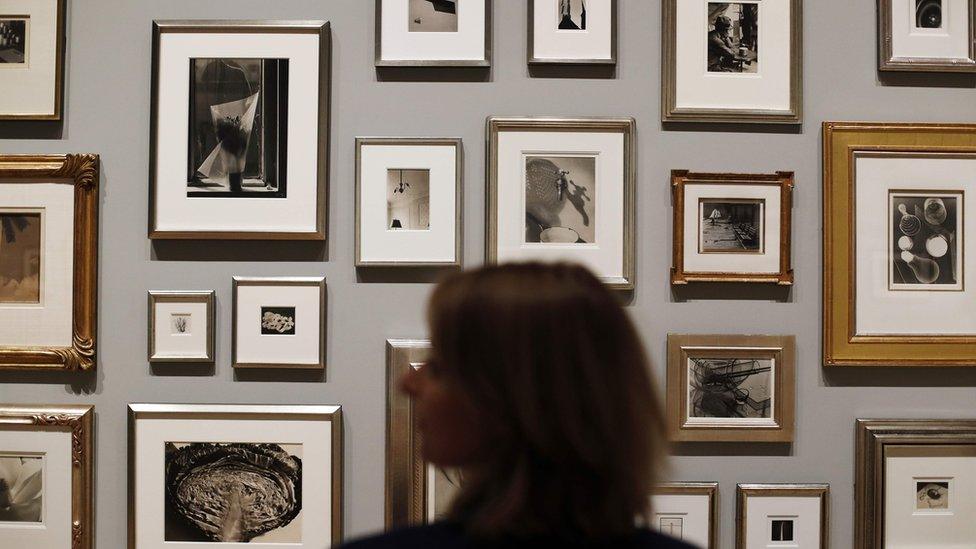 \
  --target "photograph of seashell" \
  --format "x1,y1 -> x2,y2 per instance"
890,191 -> 963,291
